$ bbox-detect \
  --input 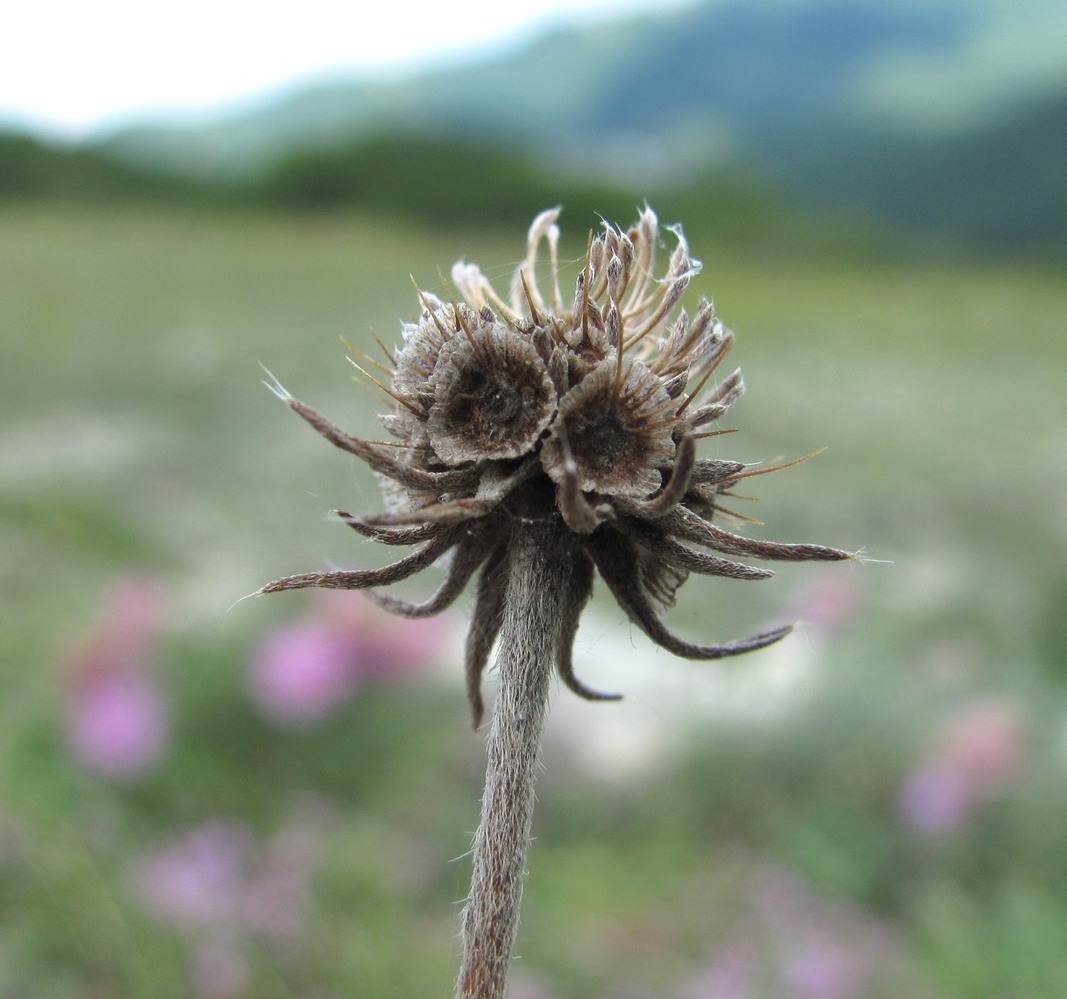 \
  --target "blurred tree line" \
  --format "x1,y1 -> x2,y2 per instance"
4,117 -> 1065,261
0,128 -> 880,257
0,132 -> 200,203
